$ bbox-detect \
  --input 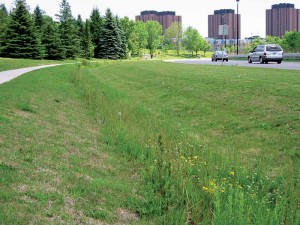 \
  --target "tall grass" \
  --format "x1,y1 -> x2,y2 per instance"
70,61 -> 299,224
